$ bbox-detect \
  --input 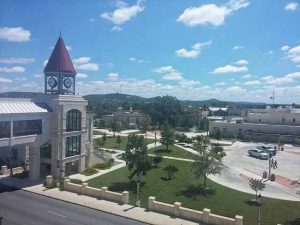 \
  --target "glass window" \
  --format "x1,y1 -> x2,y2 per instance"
13,120 -> 42,137
66,135 -> 81,157
0,121 -> 10,138
40,144 -> 52,158
66,109 -> 82,131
